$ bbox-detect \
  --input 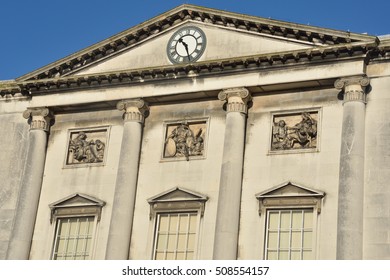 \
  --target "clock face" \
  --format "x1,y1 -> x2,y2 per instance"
167,26 -> 206,64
